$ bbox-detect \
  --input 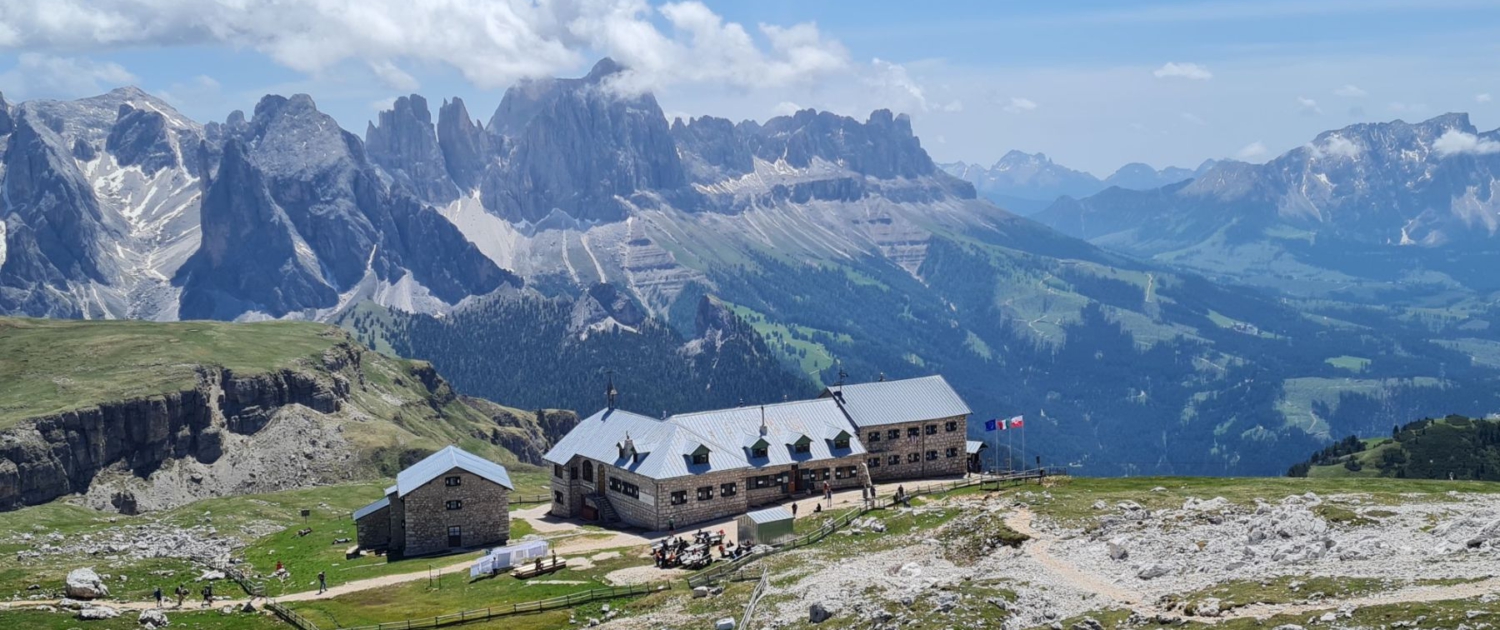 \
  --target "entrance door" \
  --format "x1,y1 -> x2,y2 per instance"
789,465 -> 799,494
447,526 -> 462,548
